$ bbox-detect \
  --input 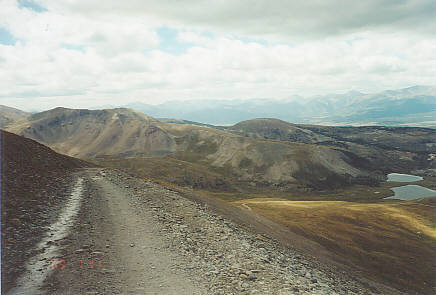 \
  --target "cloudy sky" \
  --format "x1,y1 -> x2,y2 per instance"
0,0 -> 435,111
